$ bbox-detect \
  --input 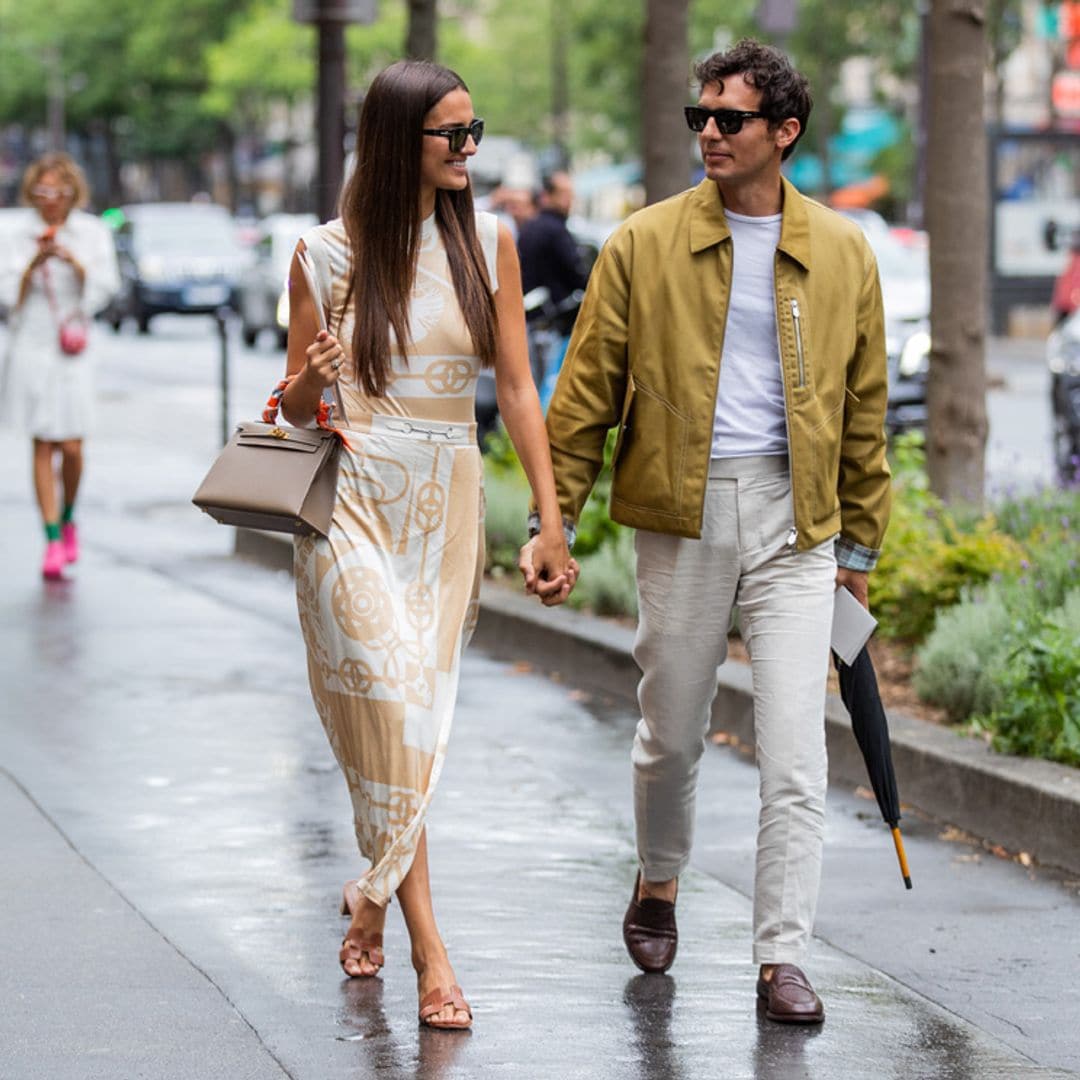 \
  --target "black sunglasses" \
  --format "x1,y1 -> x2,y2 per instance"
422,118 -> 485,153
684,106 -> 766,136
